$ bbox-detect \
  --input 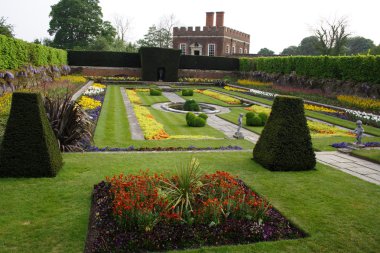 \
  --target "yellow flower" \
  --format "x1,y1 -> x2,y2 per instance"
78,96 -> 101,110
169,135 -> 219,139
244,105 -> 271,115
0,93 -> 12,116
237,79 -> 272,87
92,83 -> 106,89
126,90 -> 142,105
307,121 -> 353,137
133,105 -> 170,140
304,104 -> 338,113
56,75 -> 86,84
197,90 -> 241,104
337,95 -> 380,112
224,86 -> 247,92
